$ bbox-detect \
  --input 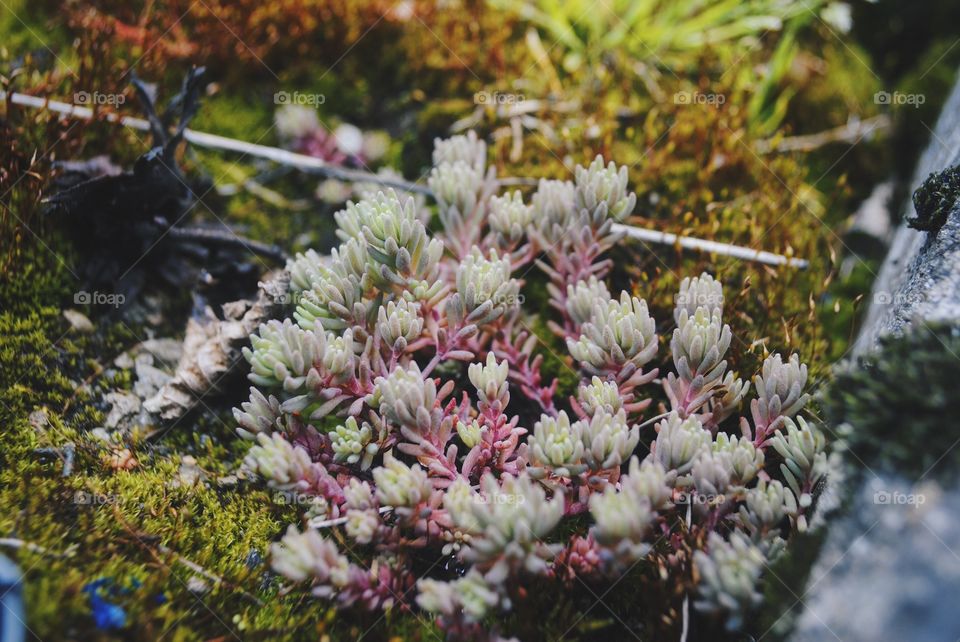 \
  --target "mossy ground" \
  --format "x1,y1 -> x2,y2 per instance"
2,1 -> 958,639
